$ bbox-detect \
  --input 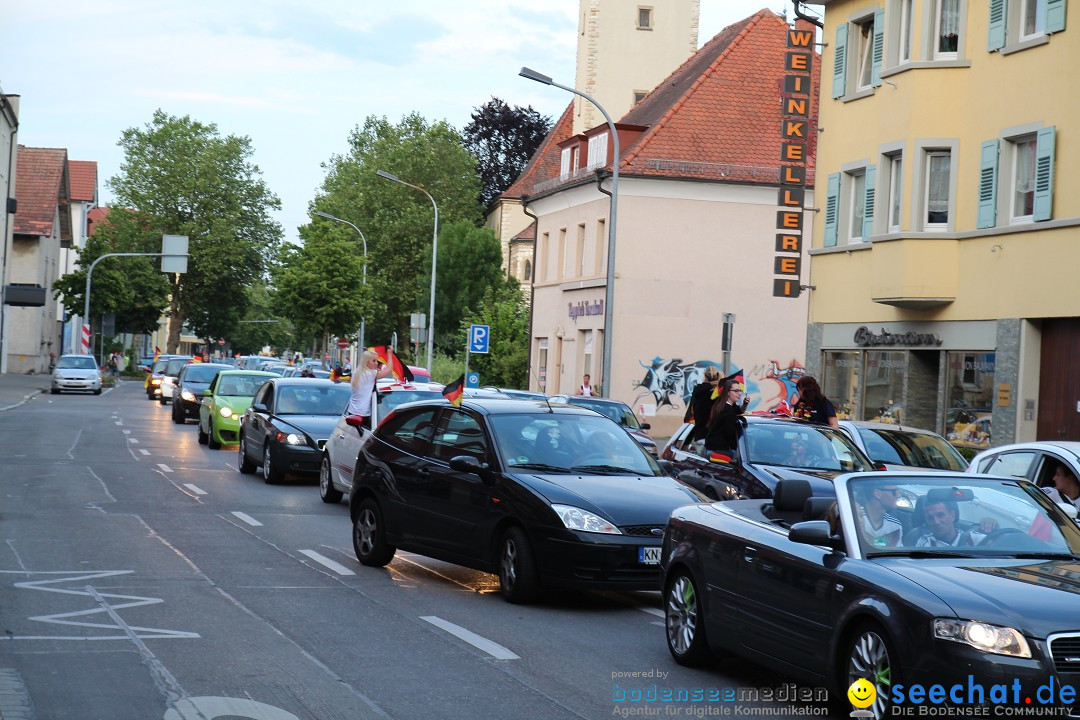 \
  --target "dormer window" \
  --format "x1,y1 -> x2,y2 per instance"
587,132 -> 609,169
